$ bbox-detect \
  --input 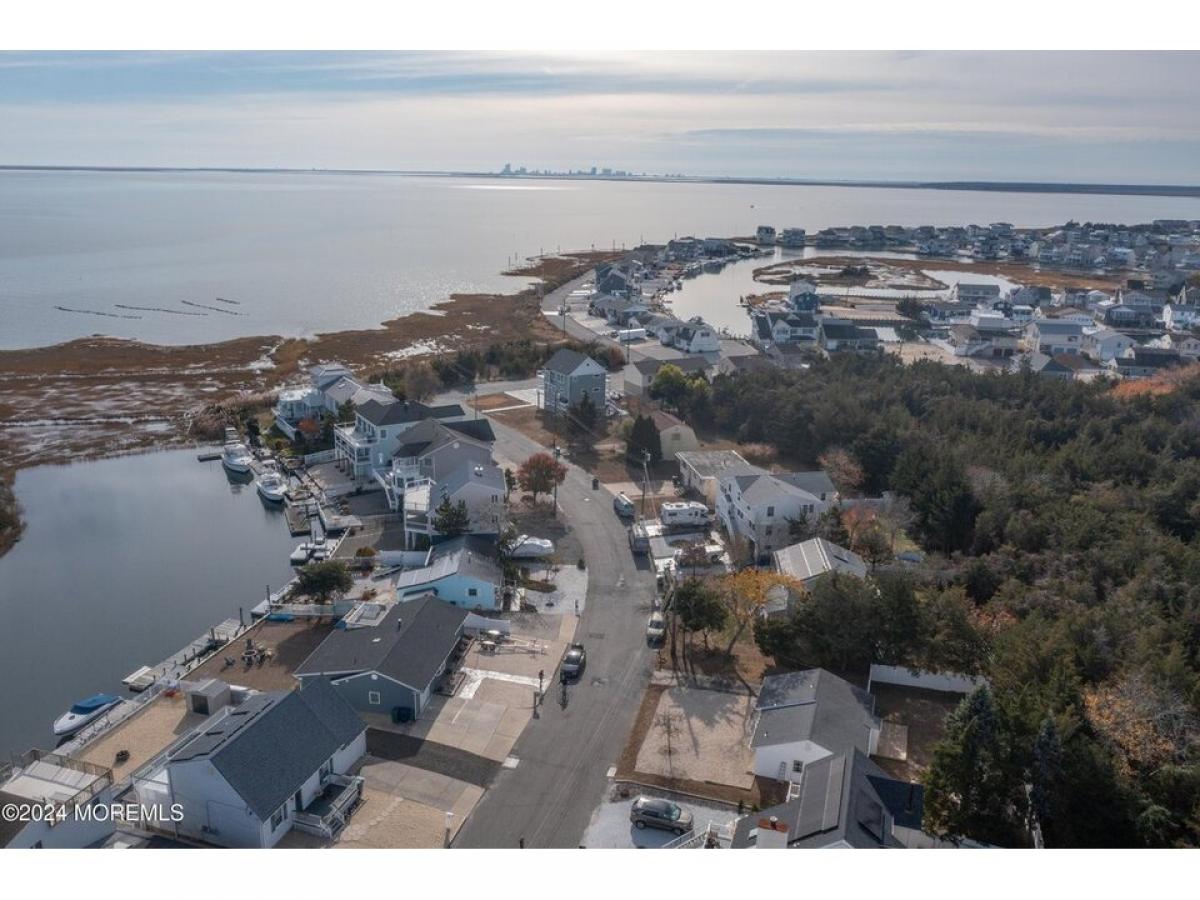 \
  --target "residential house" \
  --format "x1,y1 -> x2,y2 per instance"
0,751 -> 117,849
138,678 -> 367,848
1026,352 -> 1077,381
716,354 -> 777,378
381,417 -> 496,508
334,399 -> 467,482
779,227 -> 806,248
751,310 -> 820,350
750,669 -> 880,783
1107,346 -> 1183,379
392,535 -> 503,610
952,282 -> 1001,305
402,463 -> 506,545
731,750 -> 930,849
675,449 -> 764,506
1083,327 -> 1136,363
717,470 -> 838,559
649,410 -> 700,461
819,321 -> 878,353
756,225 -> 777,245
541,348 -> 607,416
773,538 -> 868,588
296,593 -> 469,722
1025,319 -> 1084,355
623,355 -> 711,398
1154,331 -> 1200,361
672,317 -> 721,354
